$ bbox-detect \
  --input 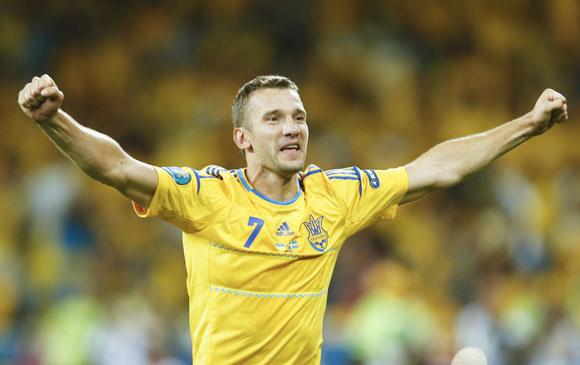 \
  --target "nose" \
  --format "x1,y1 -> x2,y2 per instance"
282,118 -> 300,137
